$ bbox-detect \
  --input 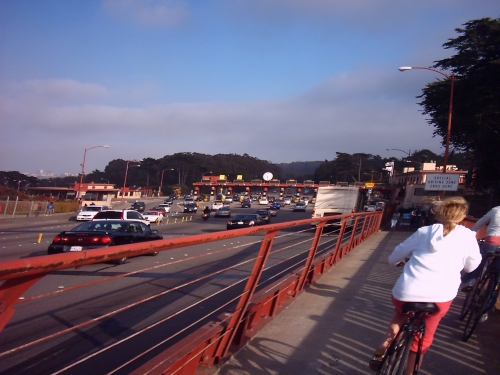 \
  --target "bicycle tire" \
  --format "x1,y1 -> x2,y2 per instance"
378,329 -> 411,375
459,288 -> 474,321
462,273 -> 495,341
